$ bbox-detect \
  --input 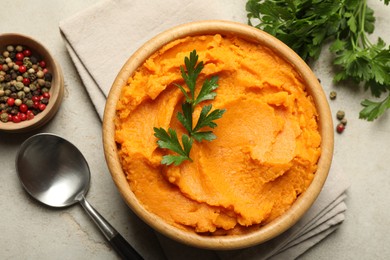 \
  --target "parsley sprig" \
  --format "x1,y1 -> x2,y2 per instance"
246,0 -> 390,121
154,50 -> 225,166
